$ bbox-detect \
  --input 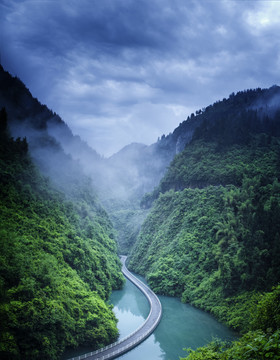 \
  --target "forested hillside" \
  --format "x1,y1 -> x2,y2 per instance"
0,66 -> 167,253
2,62 -> 280,359
106,86 -> 280,252
0,66 -> 201,254
0,109 -> 124,359
129,88 -> 280,358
